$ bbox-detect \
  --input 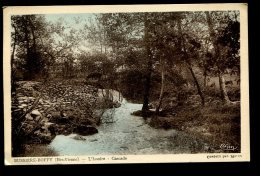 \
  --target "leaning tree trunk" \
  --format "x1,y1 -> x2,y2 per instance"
156,58 -> 165,115
177,18 -> 205,106
218,71 -> 231,104
188,64 -> 205,106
